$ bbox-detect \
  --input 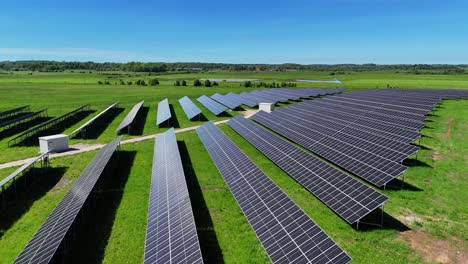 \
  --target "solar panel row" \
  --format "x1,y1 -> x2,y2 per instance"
116,101 -> 144,132
227,116 -> 388,224
196,122 -> 351,264
69,102 -> 119,136
251,111 -> 405,187
197,95 -> 227,116
0,109 -> 47,131
227,92 -> 257,107
0,105 -> 30,120
156,98 -> 172,125
0,152 -> 49,191
211,93 -> 242,109
144,128 -> 203,264
14,136 -> 122,264
8,104 -> 90,147
178,96 -> 202,120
